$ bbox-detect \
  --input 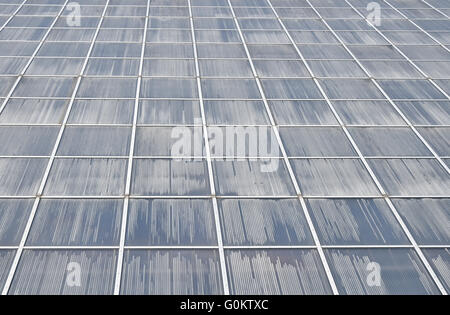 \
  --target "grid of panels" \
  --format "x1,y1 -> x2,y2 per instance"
0,0 -> 448,295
